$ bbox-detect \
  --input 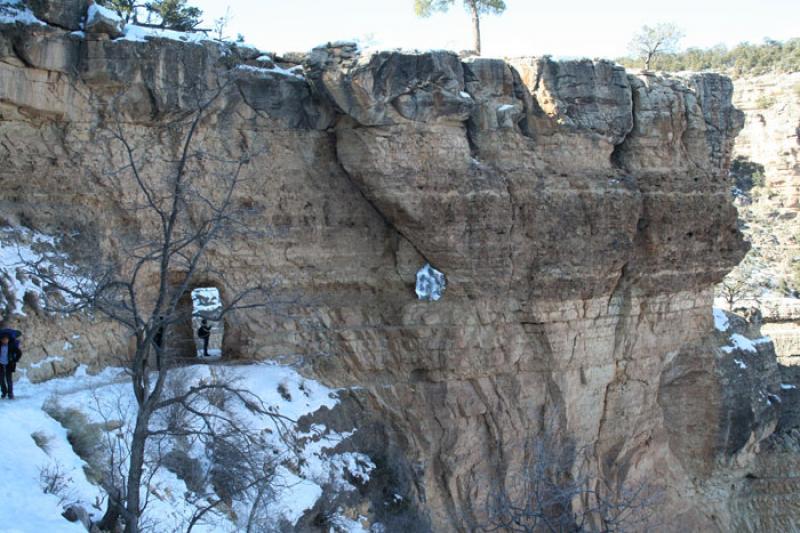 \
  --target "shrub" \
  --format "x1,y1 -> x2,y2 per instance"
39,463 -> 75,505
730,156 -> 767,191
43,400 -> 106,483
616,37 -> 800,76
755,94 -> 777,109
31,431 -> 52,454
